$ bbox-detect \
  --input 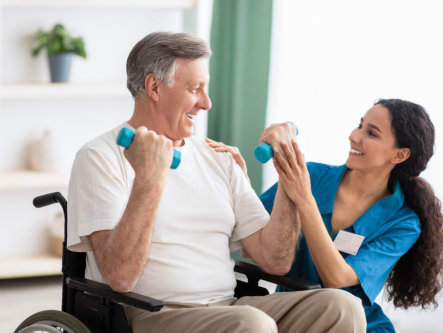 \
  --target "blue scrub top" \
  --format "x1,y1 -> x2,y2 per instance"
260,162 -> 421,333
